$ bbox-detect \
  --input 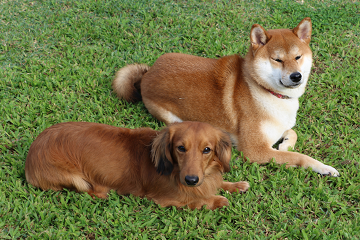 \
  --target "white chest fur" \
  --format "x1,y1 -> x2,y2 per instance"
260,97 -> 299,145
248,81 -> 300,146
